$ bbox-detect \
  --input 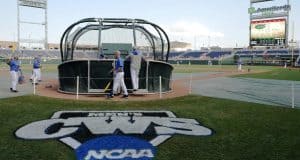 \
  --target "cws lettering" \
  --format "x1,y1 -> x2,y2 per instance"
15,111 -> 213,160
